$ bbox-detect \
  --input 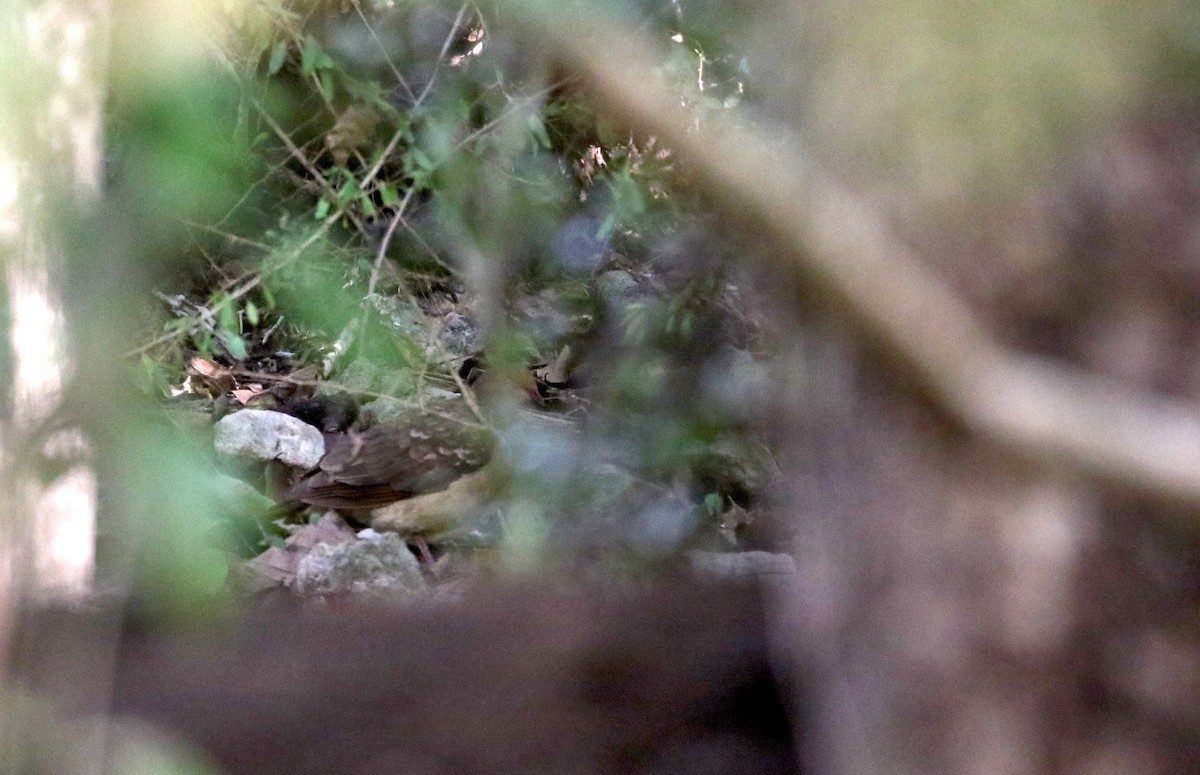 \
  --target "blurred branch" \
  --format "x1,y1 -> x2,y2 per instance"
514,5 -> 1200,512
